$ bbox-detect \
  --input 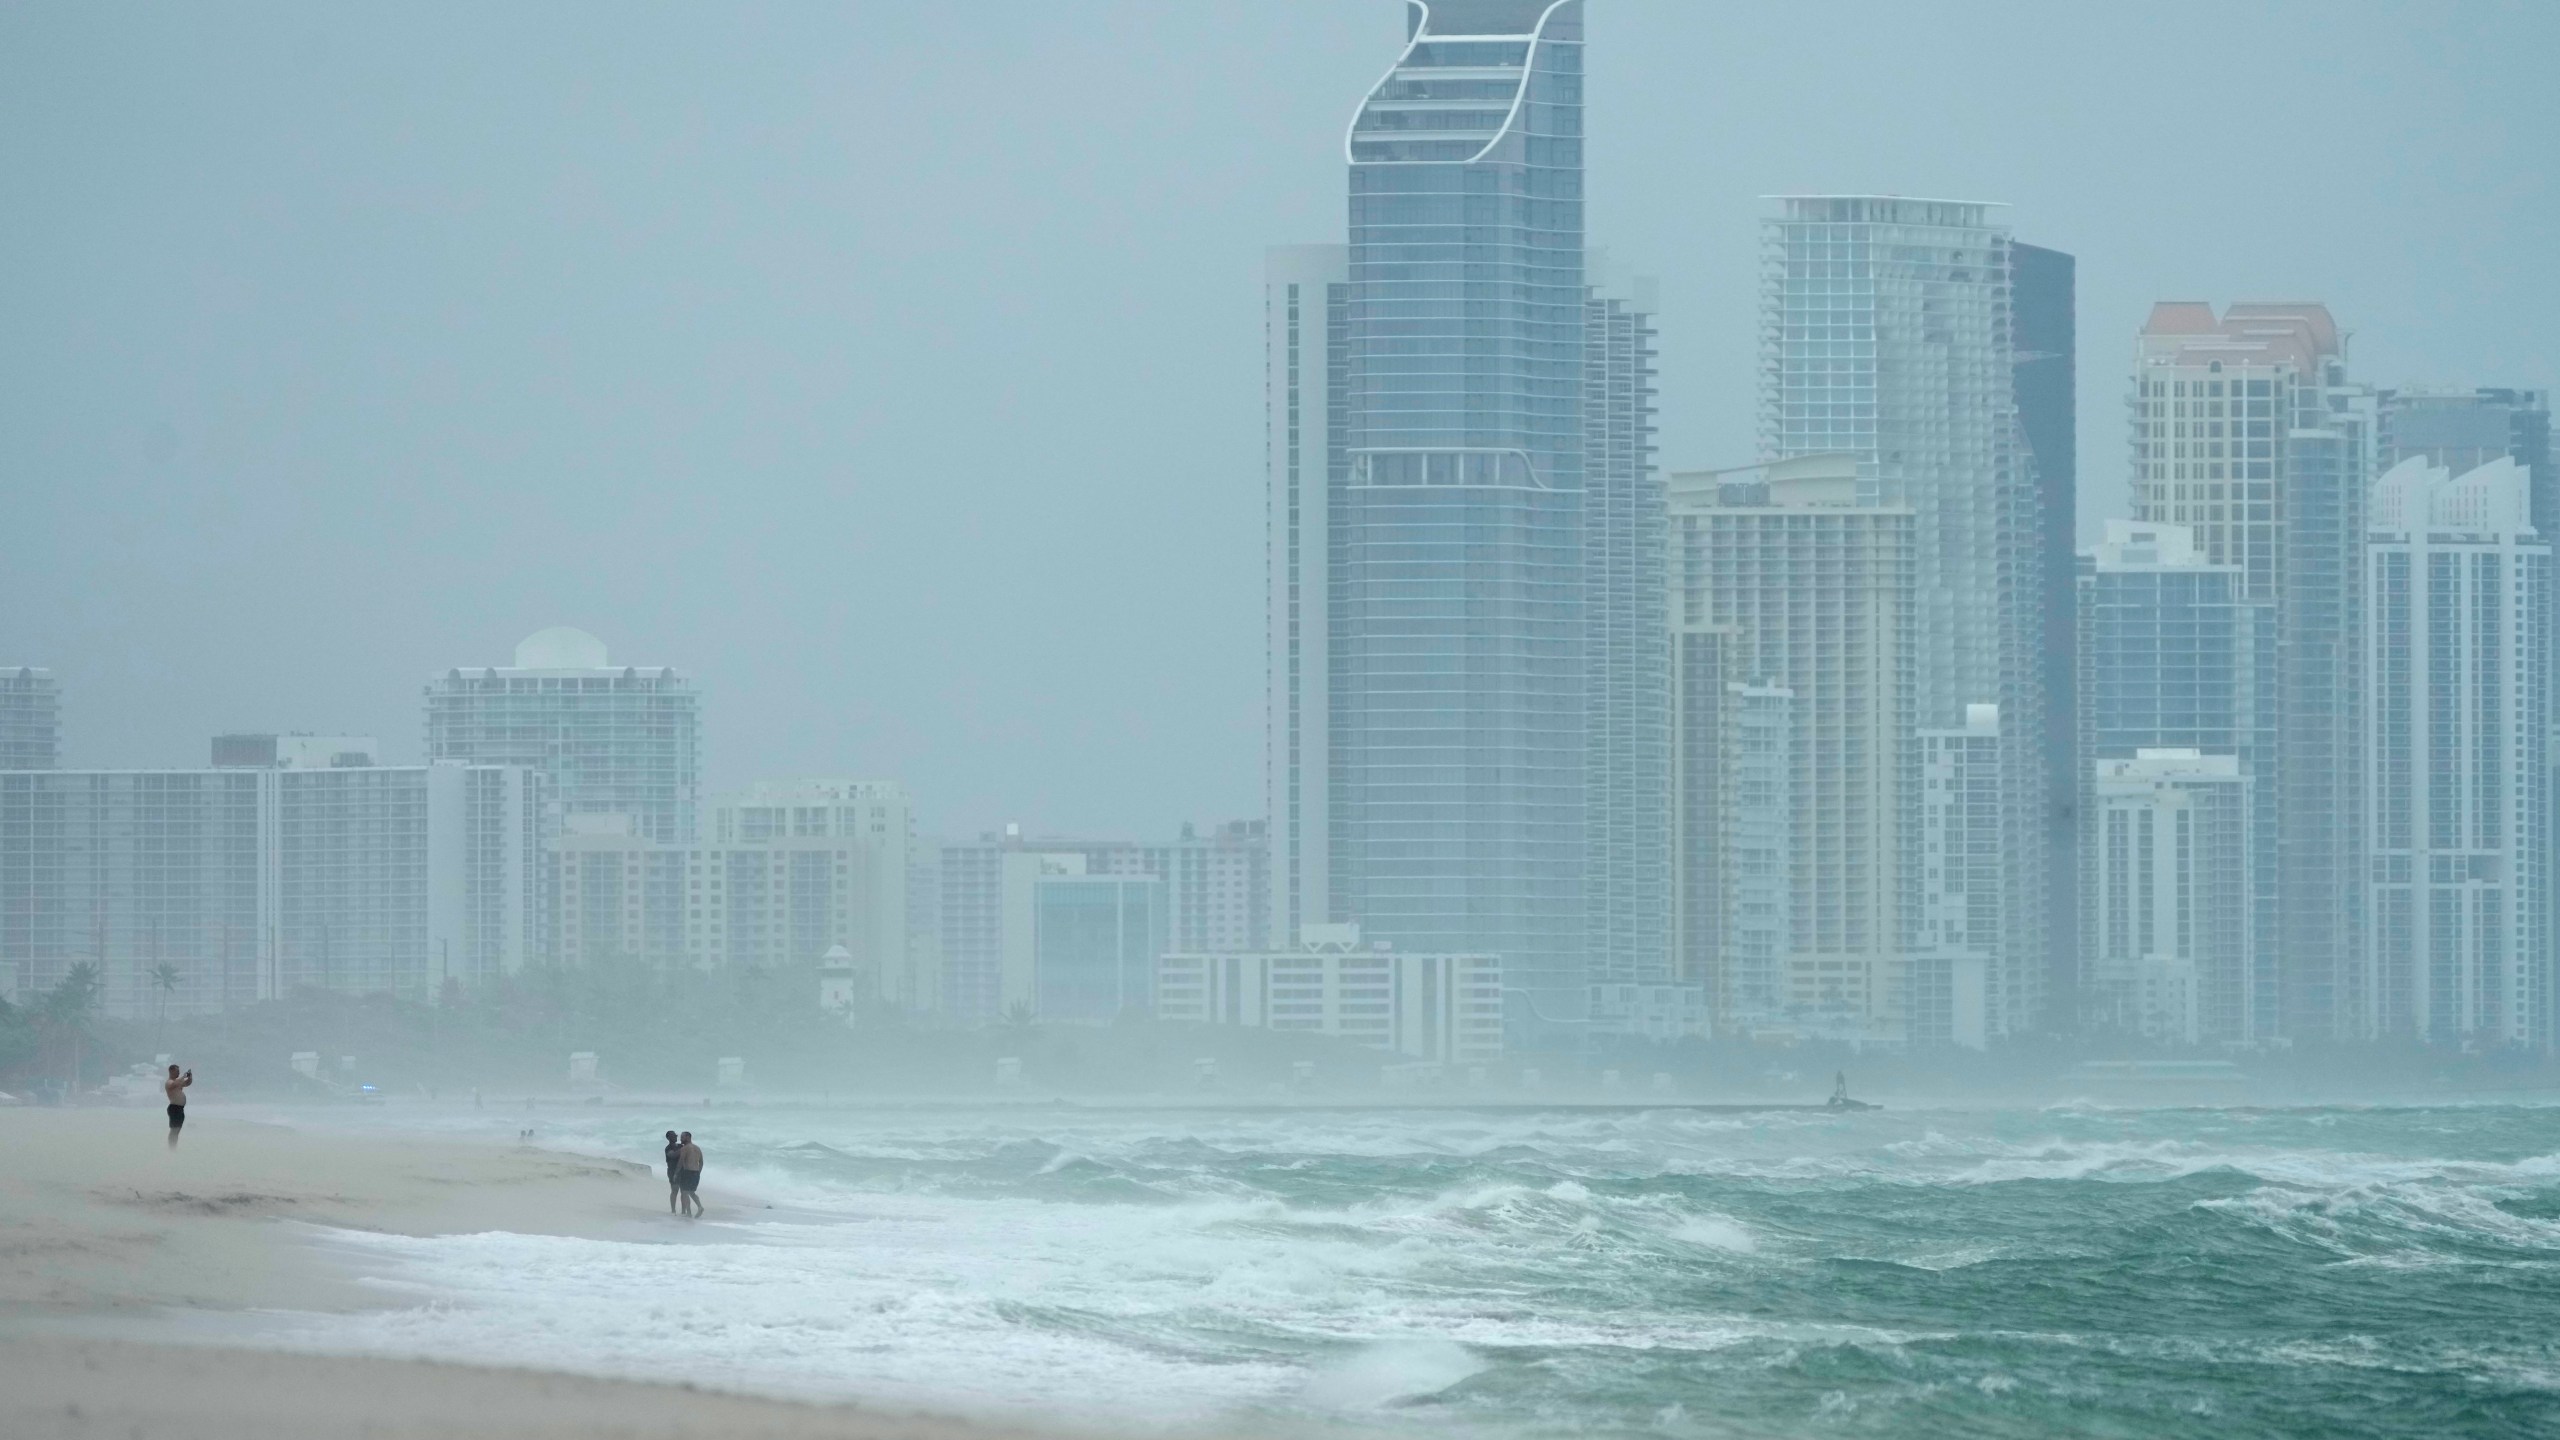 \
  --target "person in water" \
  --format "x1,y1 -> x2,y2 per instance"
163,1063 -> 193,1148
675,1131 -> 704,1217
662,1130 -> 683,1214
